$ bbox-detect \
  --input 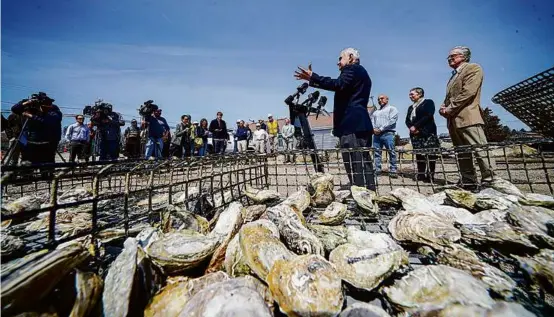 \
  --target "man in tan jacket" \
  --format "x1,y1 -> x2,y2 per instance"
440,46 -> 495,187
